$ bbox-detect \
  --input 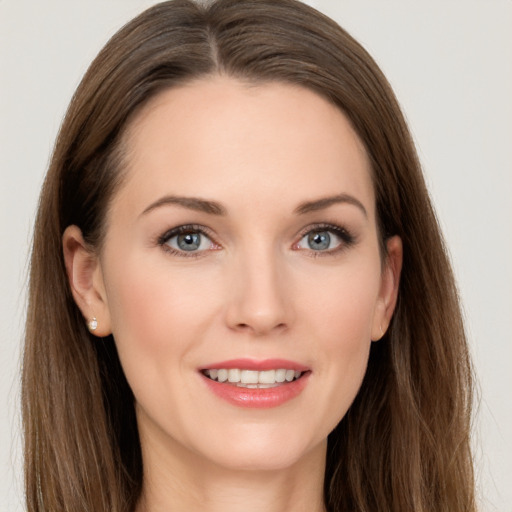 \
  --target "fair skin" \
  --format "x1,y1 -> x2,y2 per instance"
63,77 -> 402,512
